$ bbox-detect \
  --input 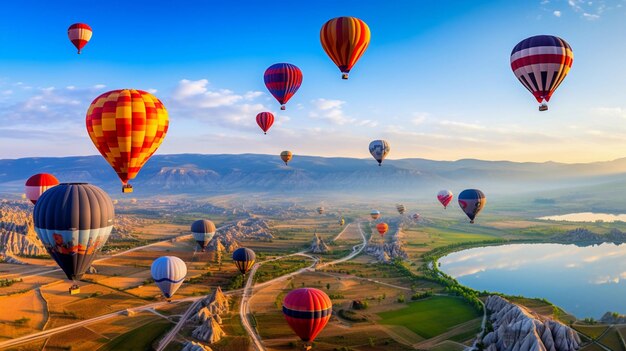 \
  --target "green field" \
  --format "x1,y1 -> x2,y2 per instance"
376,296 -> 480,339
98,320 -> 172,351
